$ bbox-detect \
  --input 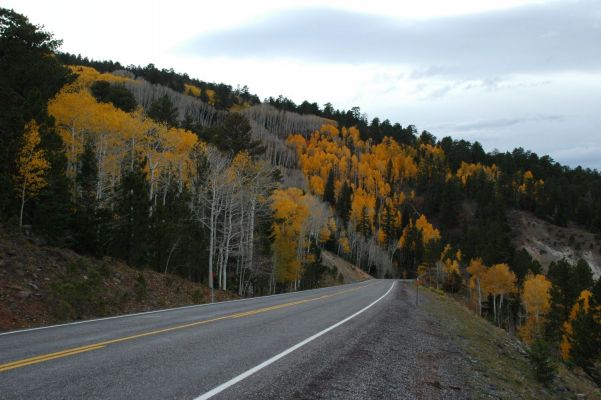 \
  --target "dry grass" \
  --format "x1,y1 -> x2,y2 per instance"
422,288 -> 600,399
